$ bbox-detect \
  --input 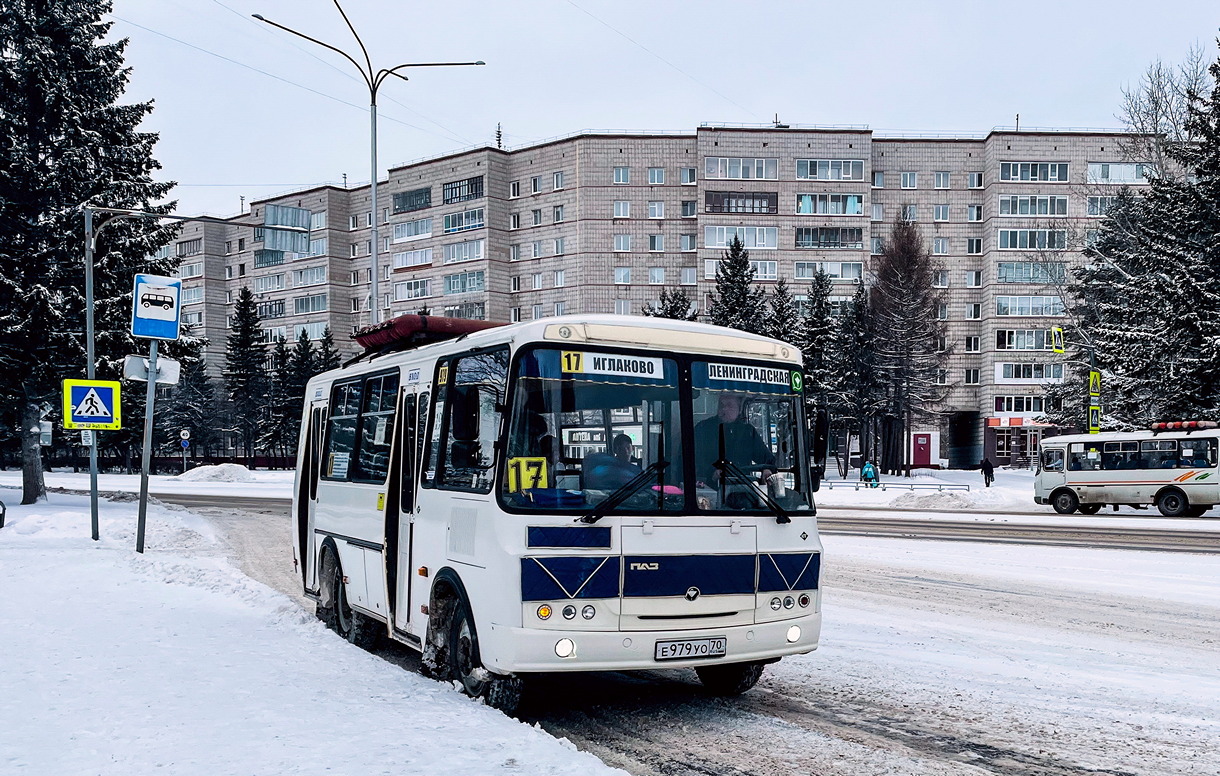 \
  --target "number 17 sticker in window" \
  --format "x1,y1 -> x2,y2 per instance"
507,457 -> 549,491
